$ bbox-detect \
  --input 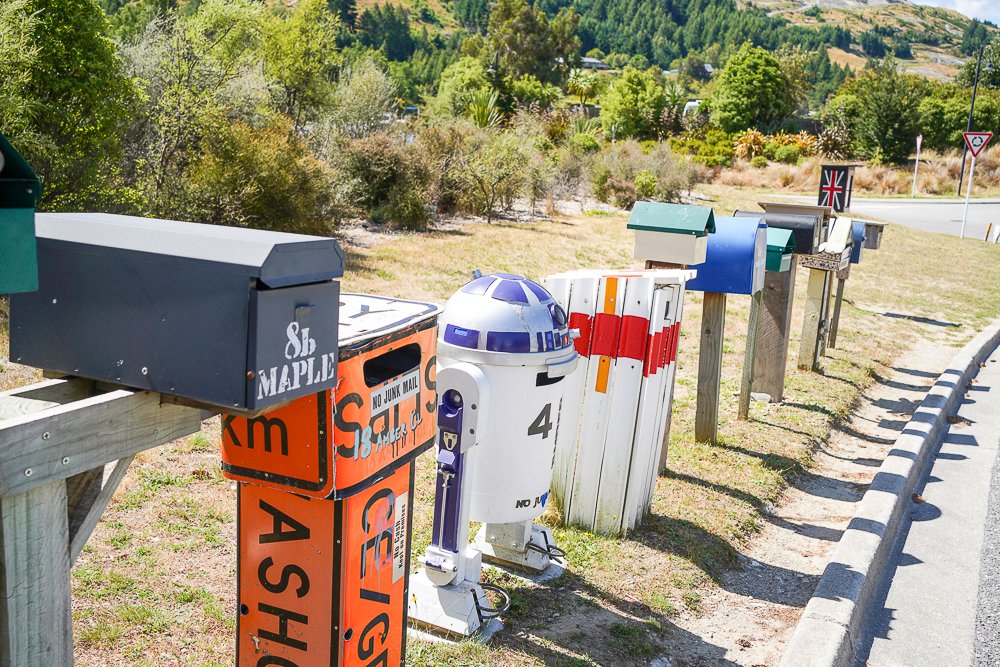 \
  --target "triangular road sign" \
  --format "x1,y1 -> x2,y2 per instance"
964,131 -> 993,158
